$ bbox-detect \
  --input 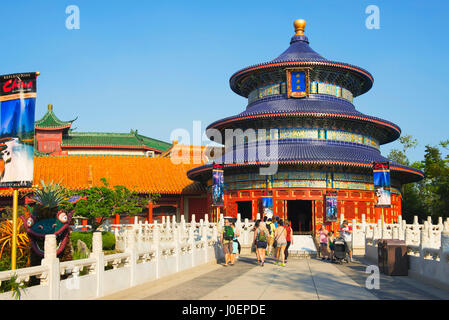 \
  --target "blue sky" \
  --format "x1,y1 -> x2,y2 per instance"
0,0 -> 447,162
